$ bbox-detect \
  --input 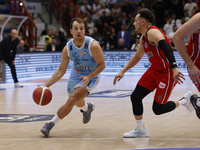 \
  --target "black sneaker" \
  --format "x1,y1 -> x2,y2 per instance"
190,94 -> 200,119
40,122 -> 55,137
80,102 -> 95,124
